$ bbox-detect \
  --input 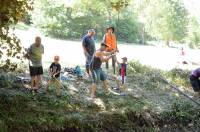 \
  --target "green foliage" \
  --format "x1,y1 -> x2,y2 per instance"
135,0 -> 188,44
32,0 -> 68,39
0,63 -> 199,131
160,100 -> 200,126
165,68 -> 191,88
187,17 -> 200,48
0,72 -> 15,88
116,13 -> 140,43
110,0 -> 130,12
128,60 -> 154,74
32,0 -> 140,42
0,0 -> 31,71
